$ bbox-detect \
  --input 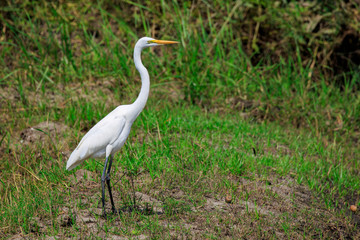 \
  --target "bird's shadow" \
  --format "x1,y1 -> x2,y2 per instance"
101,204 -> 164,219
119,204 -> 163,215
